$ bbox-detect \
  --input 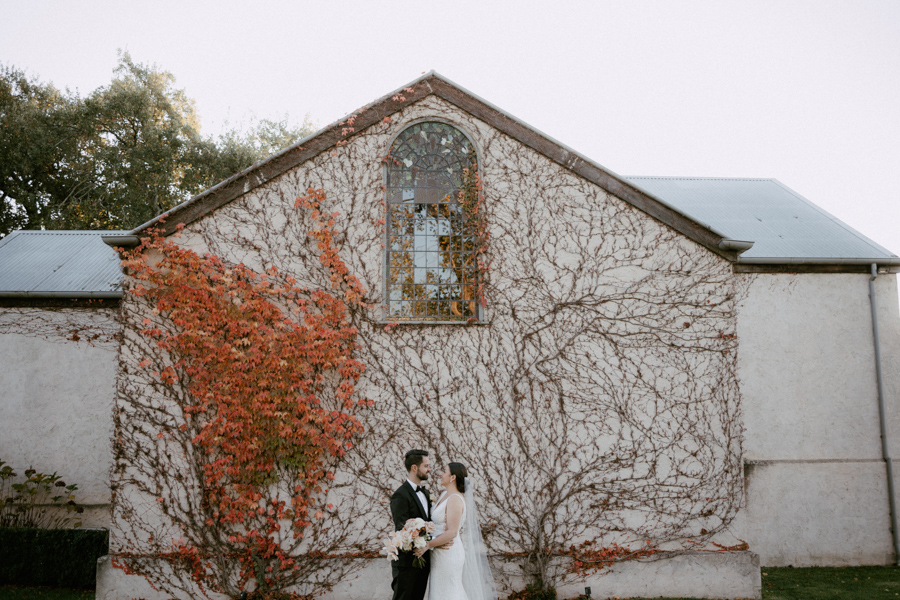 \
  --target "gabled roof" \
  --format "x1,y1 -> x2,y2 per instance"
123,72 -> 898,270
130,72 -> 744,262
627,177 -> 898,265
0,230 -> 126,298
